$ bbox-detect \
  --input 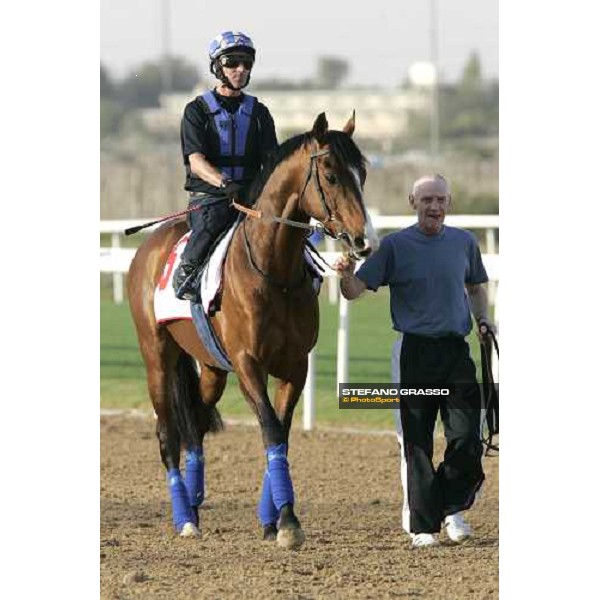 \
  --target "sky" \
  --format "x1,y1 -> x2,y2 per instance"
100,0 -> 498,88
